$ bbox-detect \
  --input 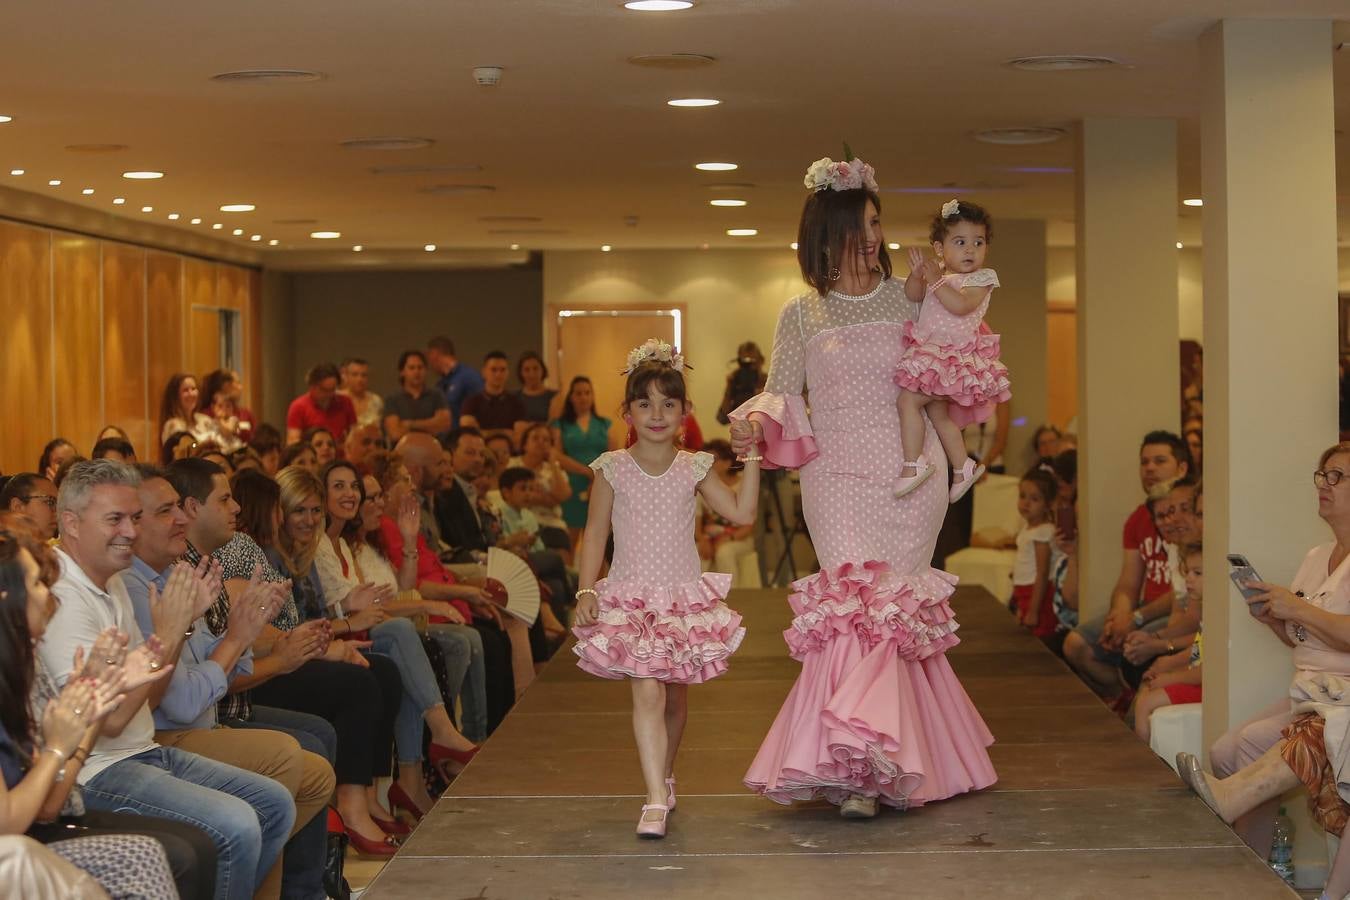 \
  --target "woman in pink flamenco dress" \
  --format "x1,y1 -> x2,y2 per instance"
731,154 -> 997,819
